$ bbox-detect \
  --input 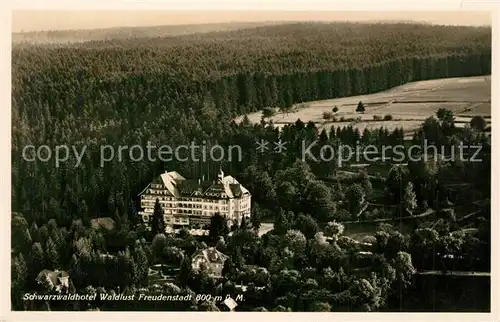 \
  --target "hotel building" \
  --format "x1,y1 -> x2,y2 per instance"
138,169 -> 251,228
